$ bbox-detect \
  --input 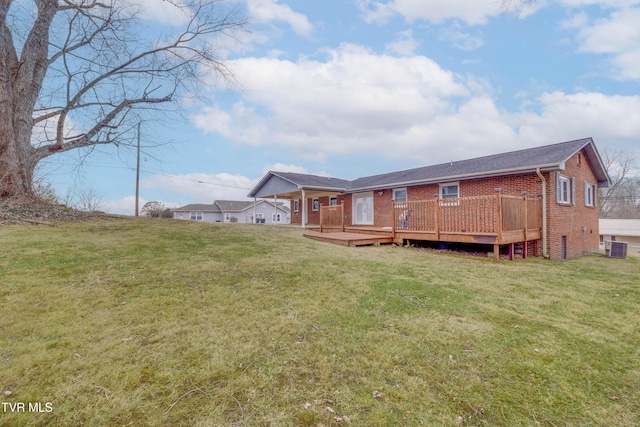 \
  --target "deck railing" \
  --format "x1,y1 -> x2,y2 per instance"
393,194 -> 542,240
319,204 -> 344,232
